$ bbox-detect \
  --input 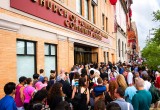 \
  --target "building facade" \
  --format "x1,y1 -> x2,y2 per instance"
0,0 -> 116,97
116,0 -> 128,63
